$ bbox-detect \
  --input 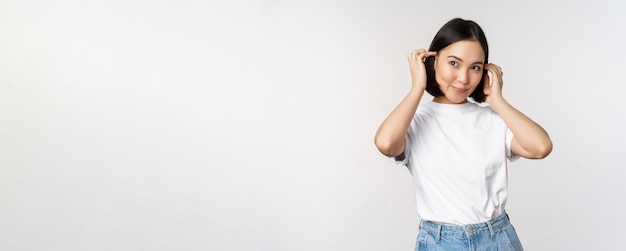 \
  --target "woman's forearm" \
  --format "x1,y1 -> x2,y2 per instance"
489,97 -> 553,159
374,88 -> 424,157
